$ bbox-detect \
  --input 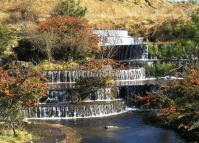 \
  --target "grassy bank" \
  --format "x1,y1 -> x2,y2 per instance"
25,122 -> 81,143
0,123 -> 81,143
0,129 -> 32,143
